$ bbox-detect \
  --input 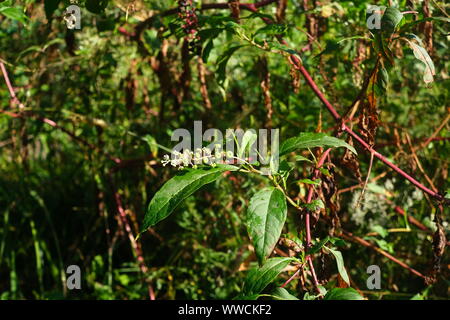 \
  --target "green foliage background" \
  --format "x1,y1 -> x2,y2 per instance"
0,0 -> 448,300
